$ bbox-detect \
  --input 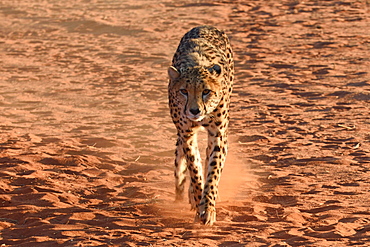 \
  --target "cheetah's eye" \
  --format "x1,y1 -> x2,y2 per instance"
202,89 -> 211,96
180,89 -> 188,96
